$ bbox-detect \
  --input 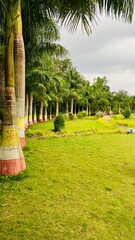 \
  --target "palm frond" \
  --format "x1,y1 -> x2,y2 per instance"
98,0 -> 134,22
58,0 -> 98,35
